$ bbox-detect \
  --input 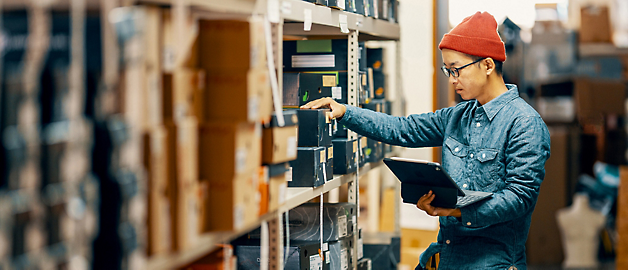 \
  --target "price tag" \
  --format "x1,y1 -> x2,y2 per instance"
339,14 -> 349,33
304,9 -> 313,31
